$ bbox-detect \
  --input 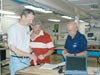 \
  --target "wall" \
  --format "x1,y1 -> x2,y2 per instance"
42,22 -> 68,45
2,17 -> 18,33
42,22 -> 67,37
79,22 -> 89,35
87,19 -> 100,45
87,27 -> 100,45
90,19 -> 100,27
